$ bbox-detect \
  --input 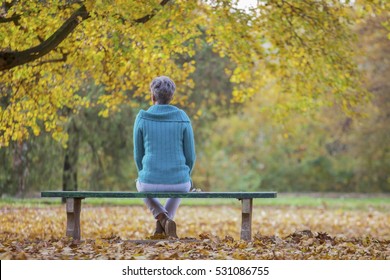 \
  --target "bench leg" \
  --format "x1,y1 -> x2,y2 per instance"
240,198 -> 253,241
66,198 -> 82,240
